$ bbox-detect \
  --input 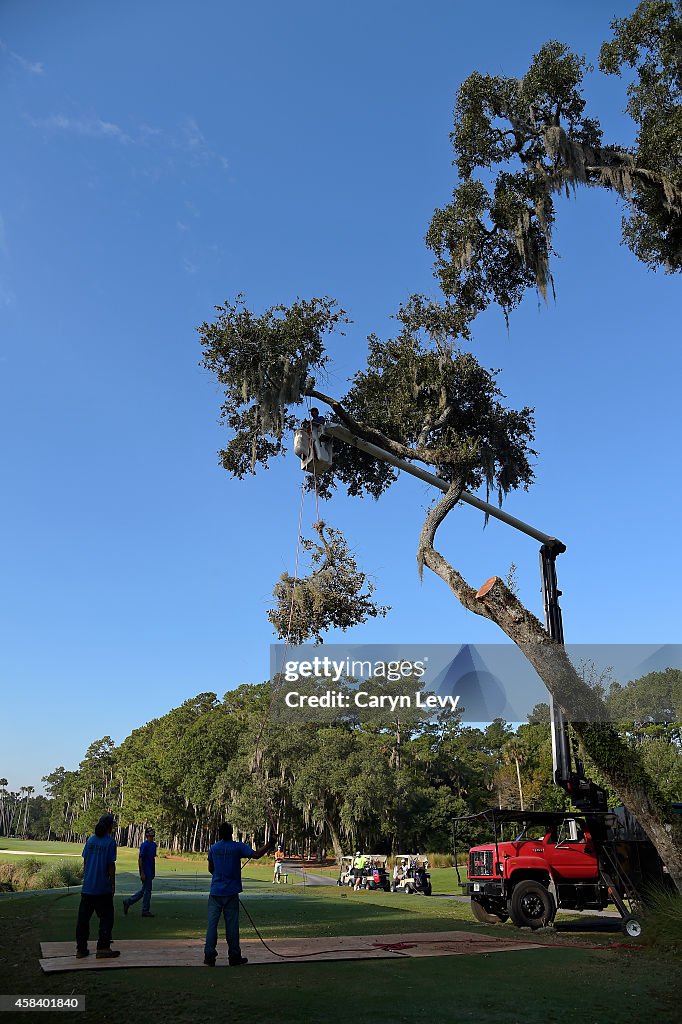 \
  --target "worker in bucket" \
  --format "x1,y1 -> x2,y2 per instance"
307,406 -> 326,426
